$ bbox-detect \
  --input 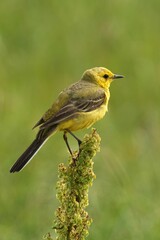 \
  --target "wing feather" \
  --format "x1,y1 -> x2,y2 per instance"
40,90 -> 106,129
